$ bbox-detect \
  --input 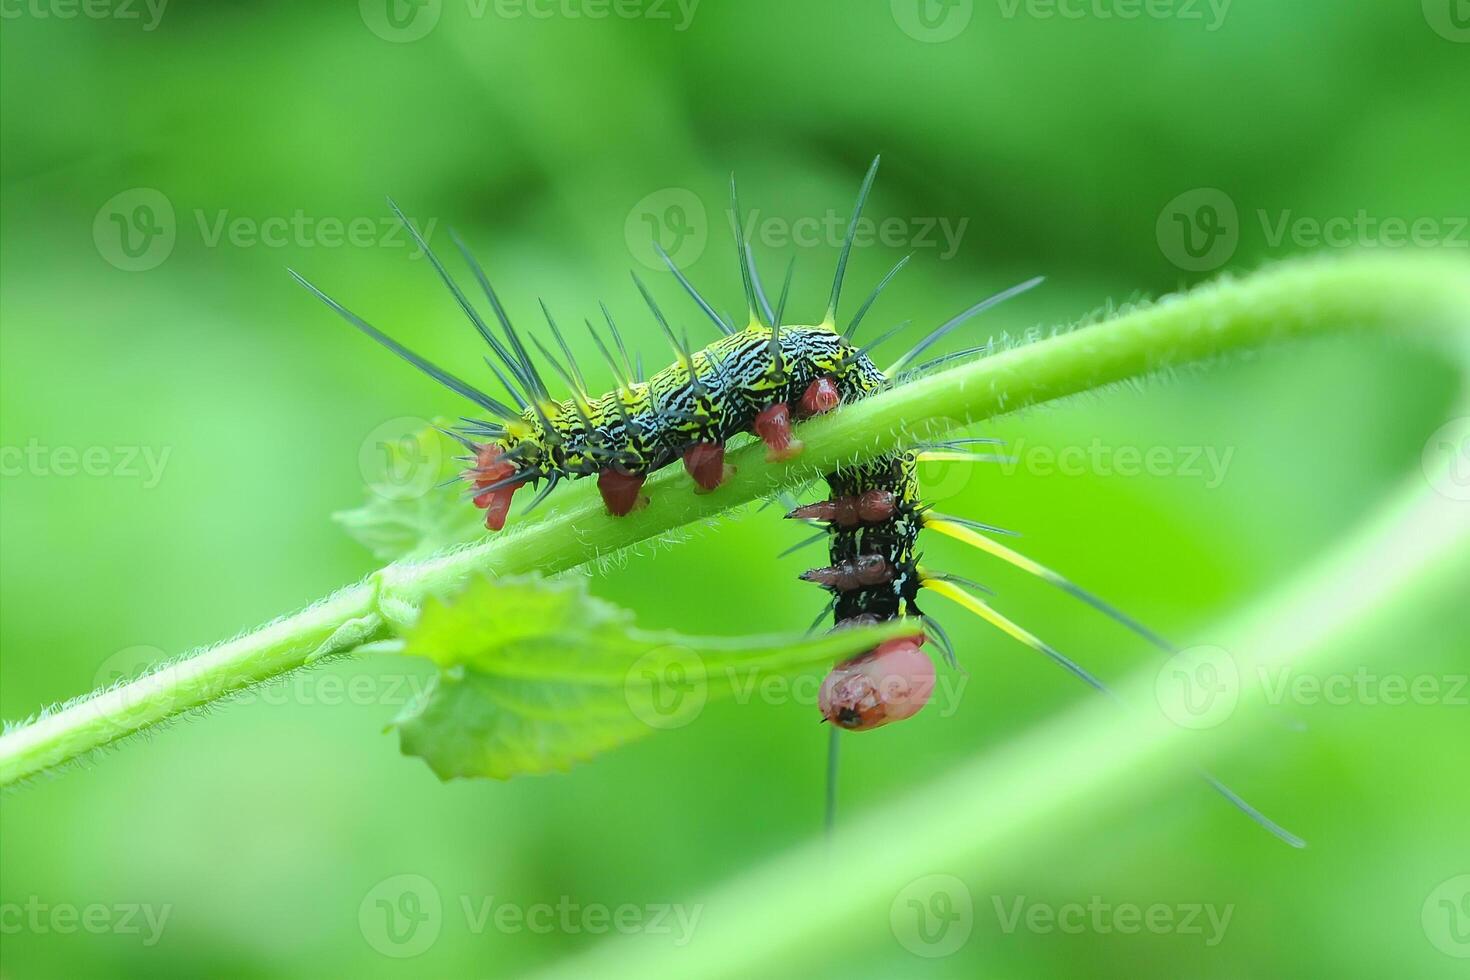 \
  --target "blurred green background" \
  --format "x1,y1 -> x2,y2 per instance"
2,1 -> 1467,977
